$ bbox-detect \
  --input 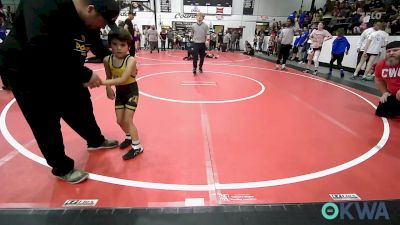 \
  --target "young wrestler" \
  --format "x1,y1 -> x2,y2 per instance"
102,29 -> 144,160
